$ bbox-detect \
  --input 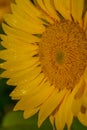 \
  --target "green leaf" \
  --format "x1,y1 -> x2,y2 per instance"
2,111 -> 52,130
0,125 -> 51,130
71,118 -> 87,130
